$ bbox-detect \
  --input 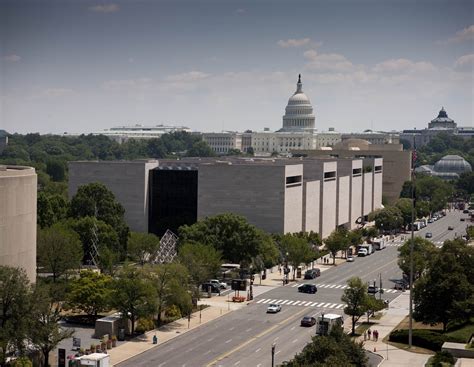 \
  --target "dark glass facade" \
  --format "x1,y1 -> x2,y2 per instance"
148,169 -> 198,236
